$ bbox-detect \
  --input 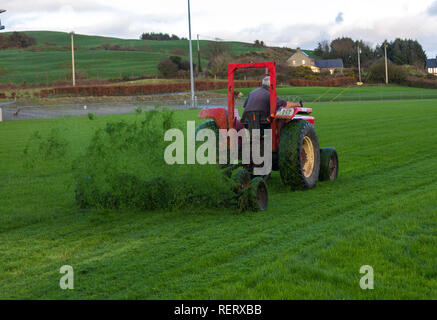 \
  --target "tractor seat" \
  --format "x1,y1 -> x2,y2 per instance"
241,111 -> 270,130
